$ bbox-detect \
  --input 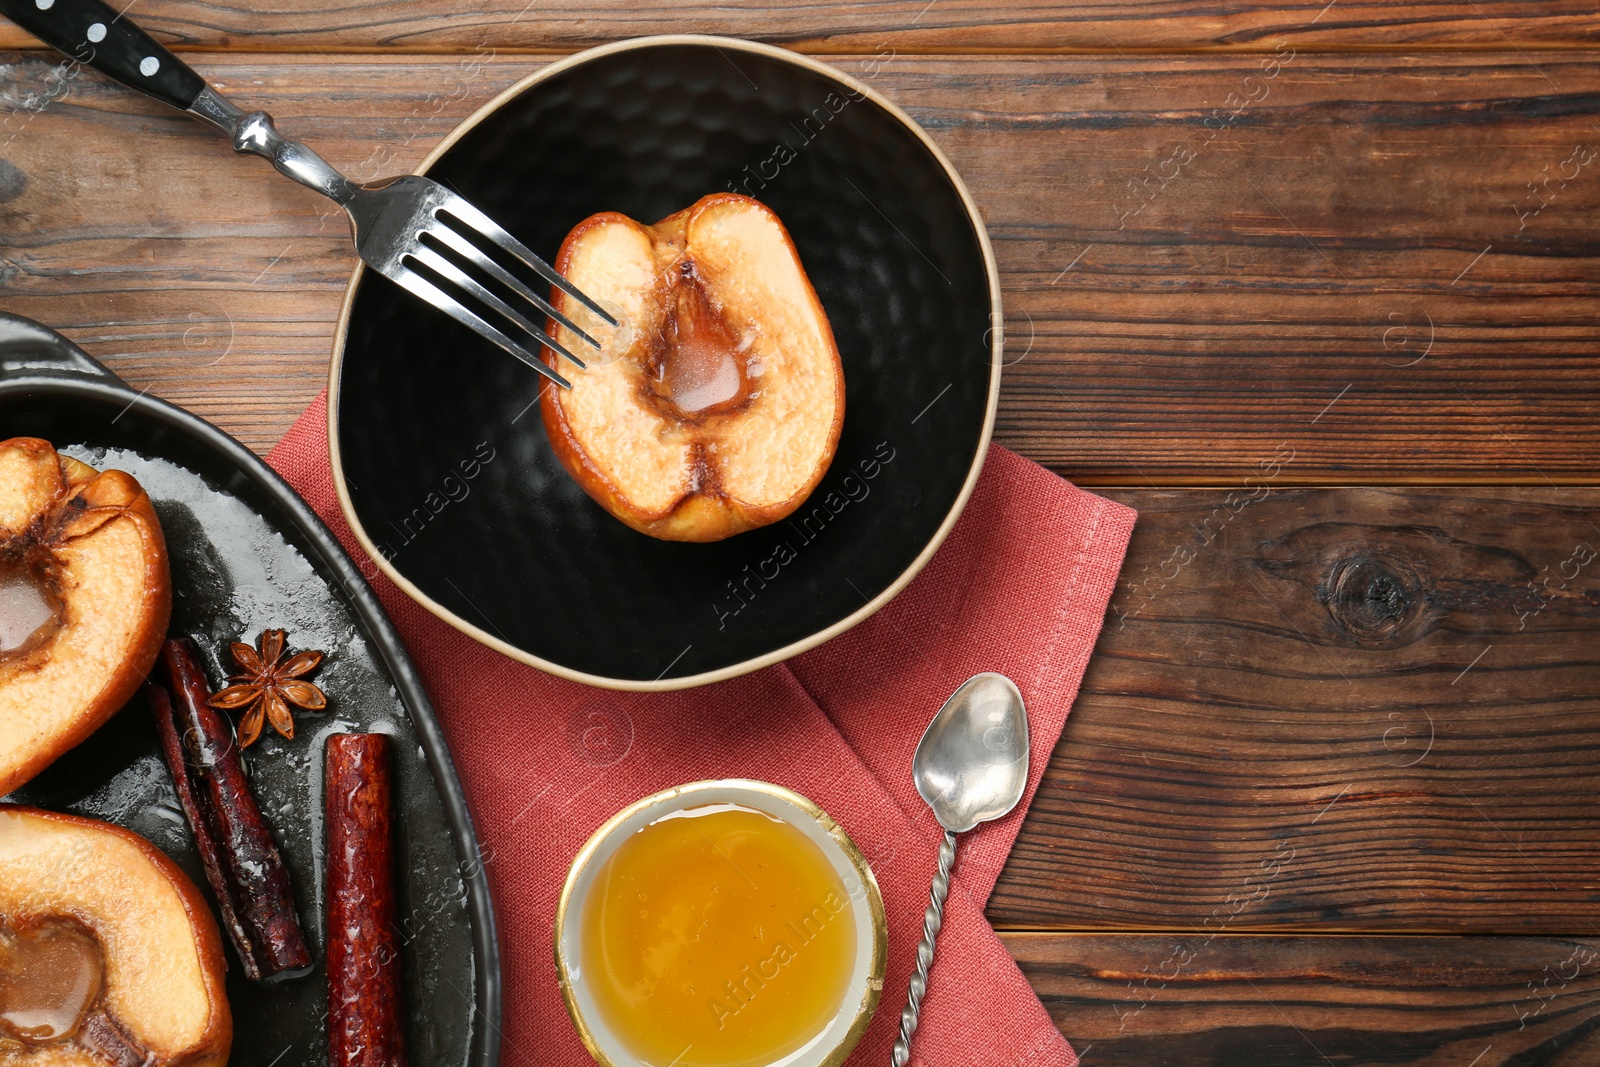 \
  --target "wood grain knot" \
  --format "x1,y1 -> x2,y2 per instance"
0,159 -> 25,205
1324,554 -> 1422,644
